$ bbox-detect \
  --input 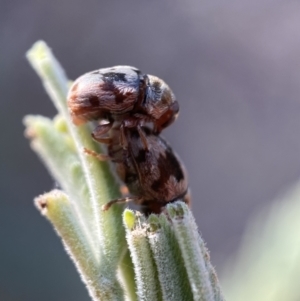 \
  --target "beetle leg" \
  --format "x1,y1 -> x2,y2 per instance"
120,124 -> 128,149
91,135 -> 112,144
91,121 -> 113,144
101,196 -> 141,211
121,120 -> 149,151
83,147 -> 111,161
137,125 -> 149,151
